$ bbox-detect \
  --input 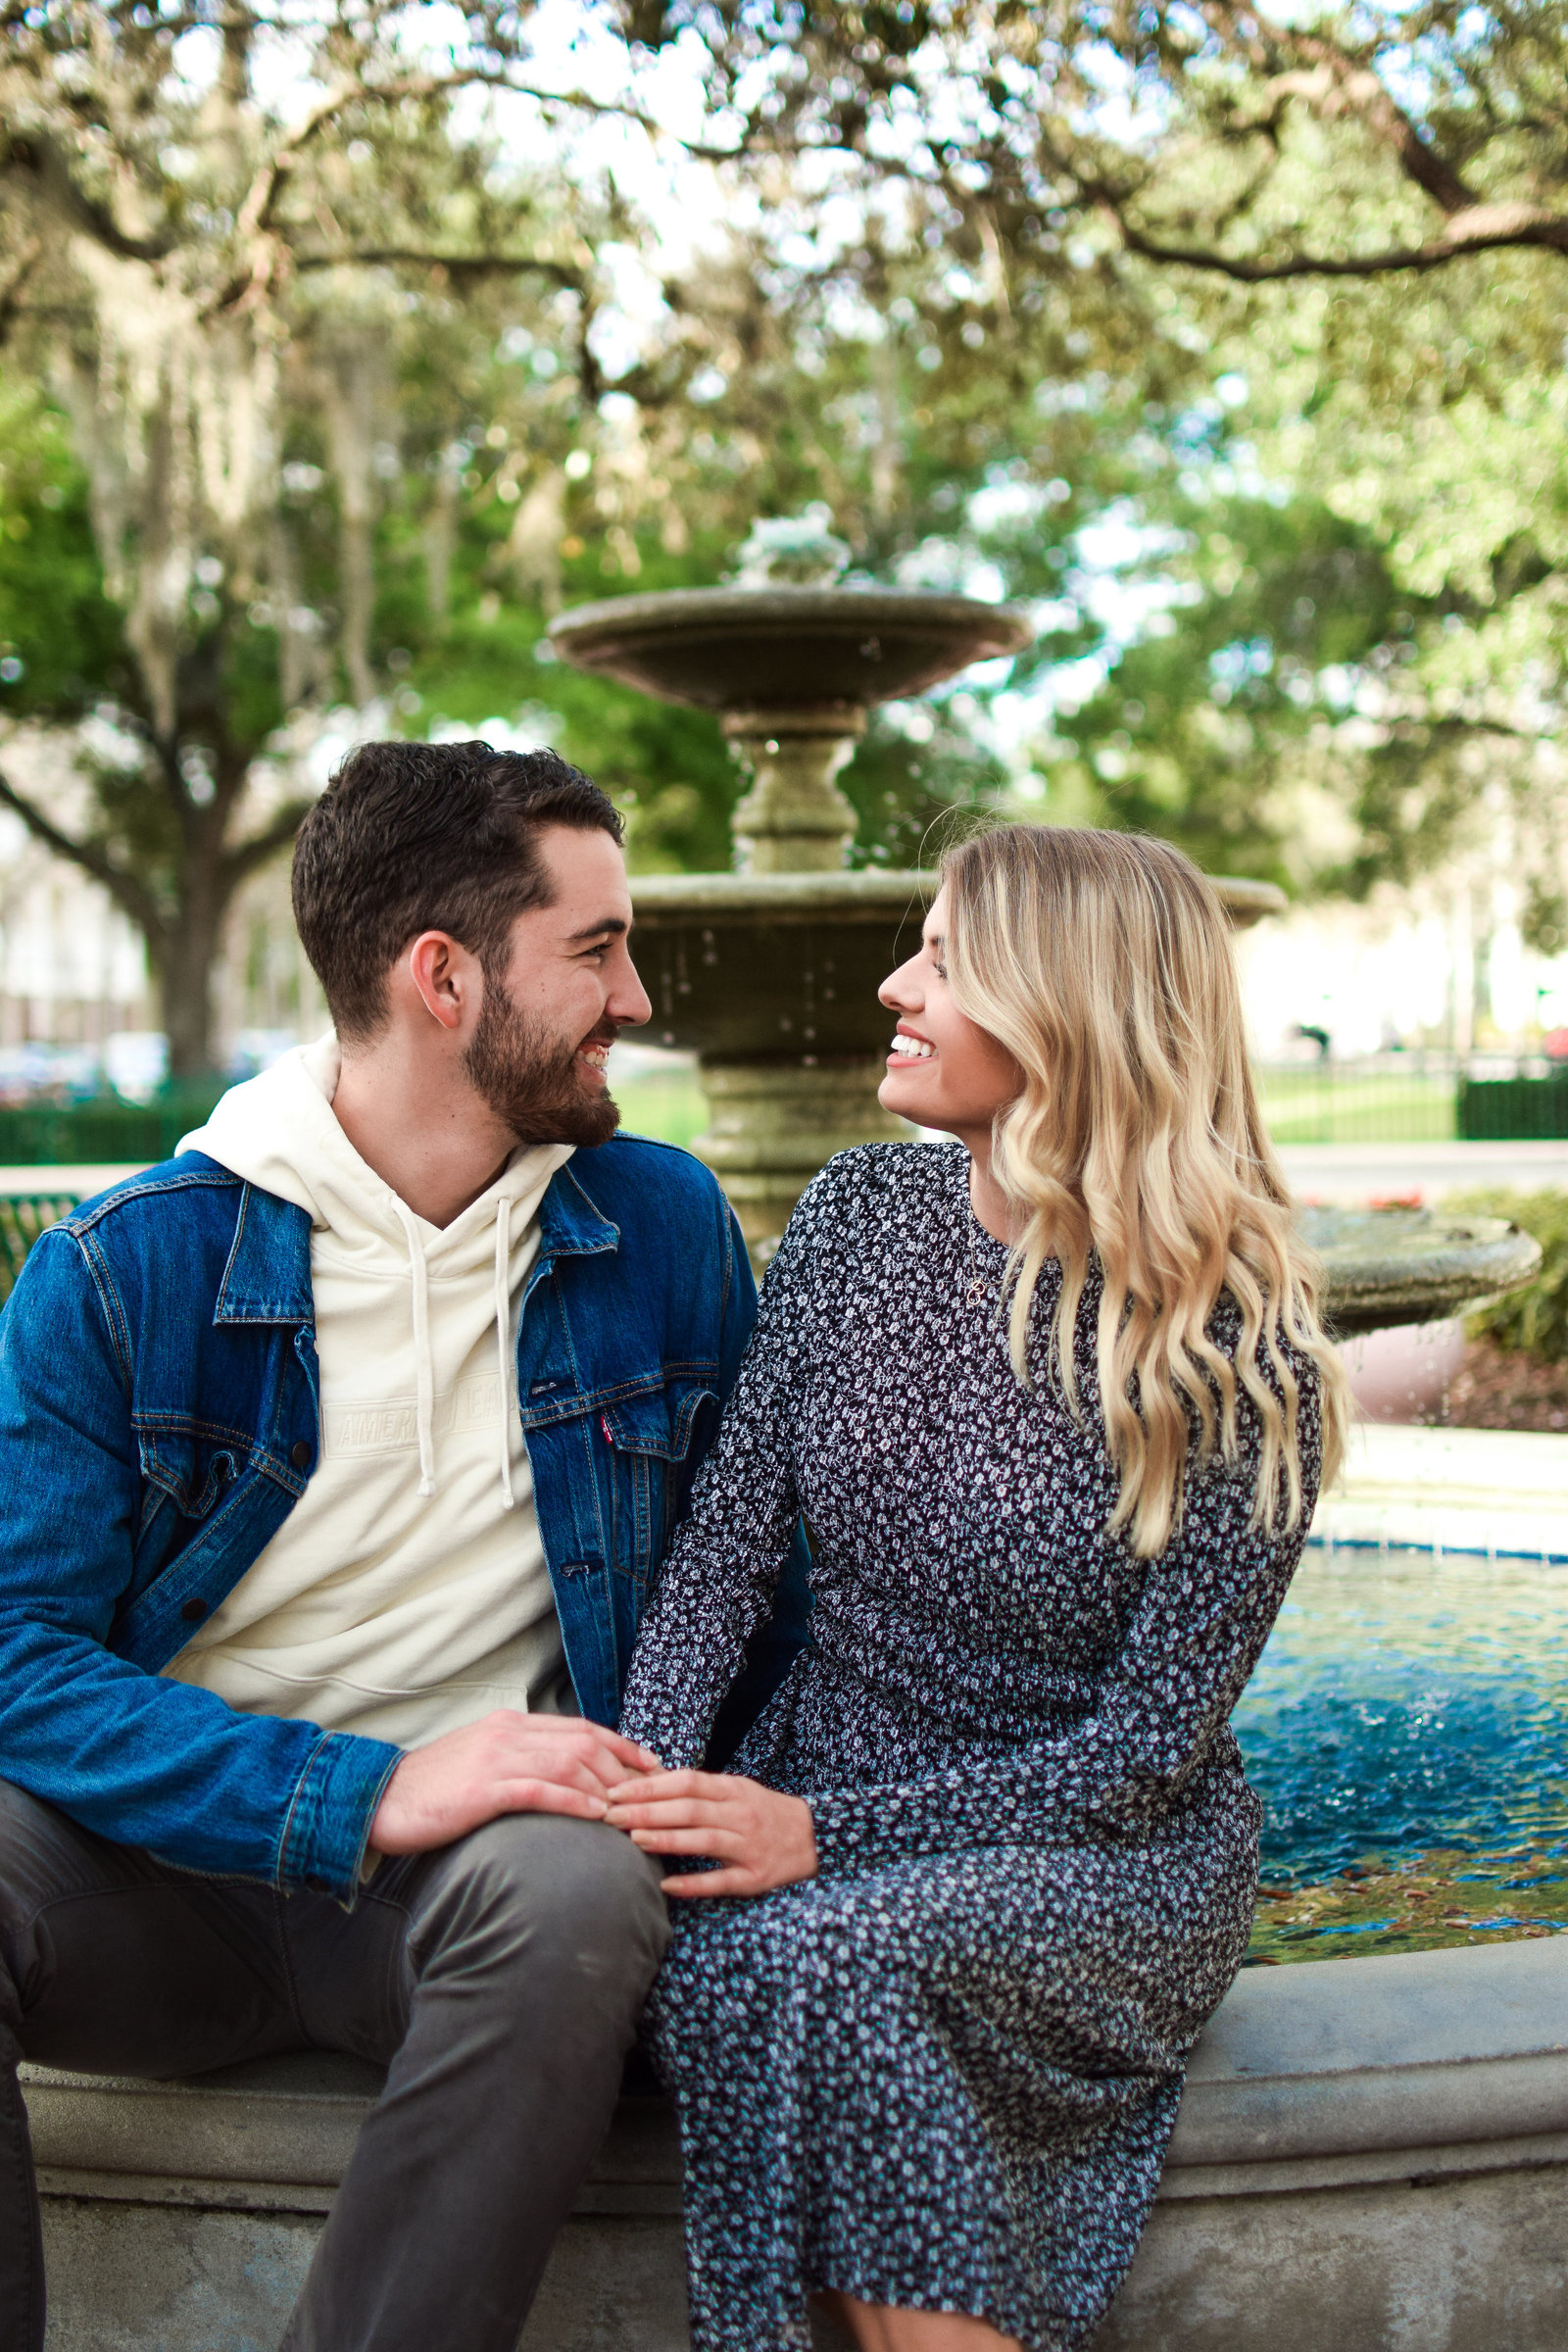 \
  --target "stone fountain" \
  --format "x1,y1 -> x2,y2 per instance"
551,518 -> 1540,1329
